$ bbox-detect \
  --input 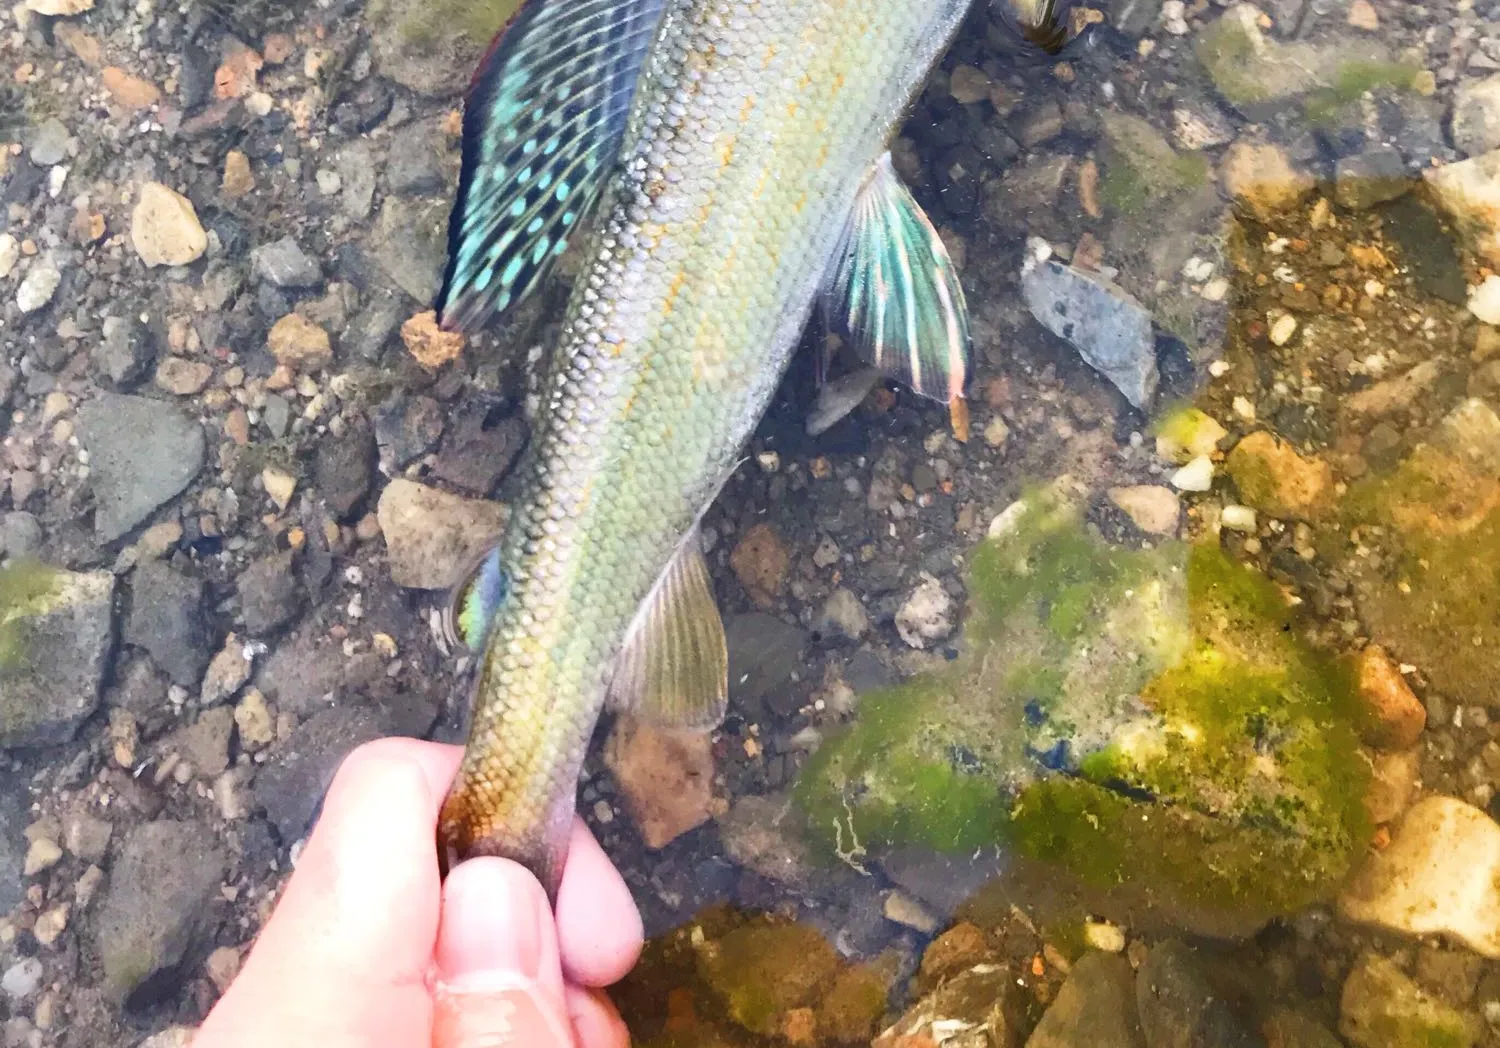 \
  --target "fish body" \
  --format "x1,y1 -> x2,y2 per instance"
436,0 -> 978,893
